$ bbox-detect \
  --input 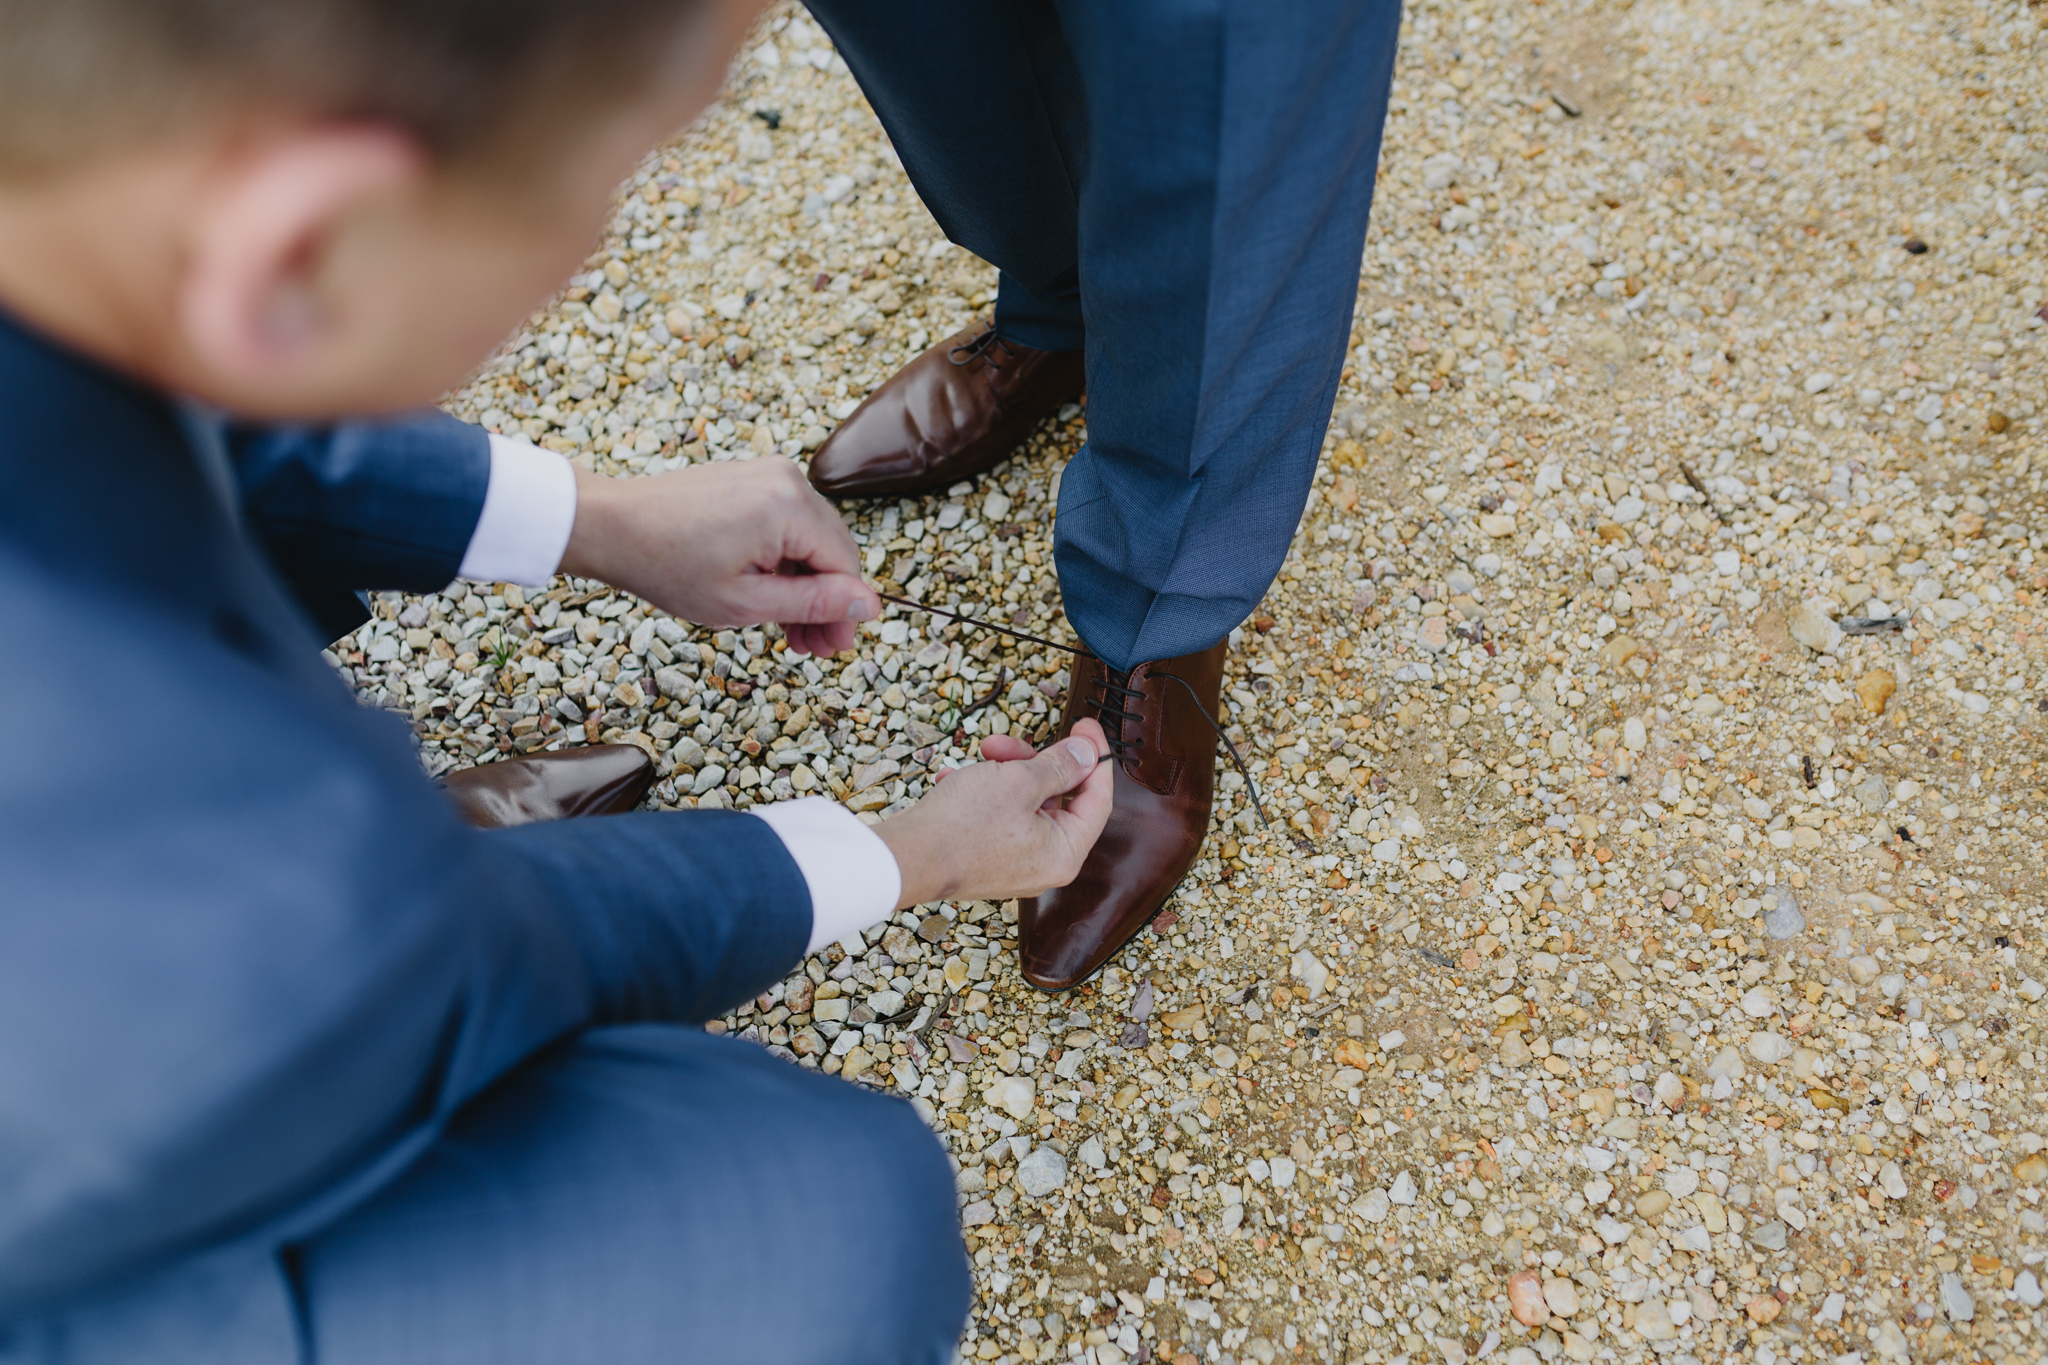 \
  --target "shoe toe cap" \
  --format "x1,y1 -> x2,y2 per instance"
806,426 -> 928,498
